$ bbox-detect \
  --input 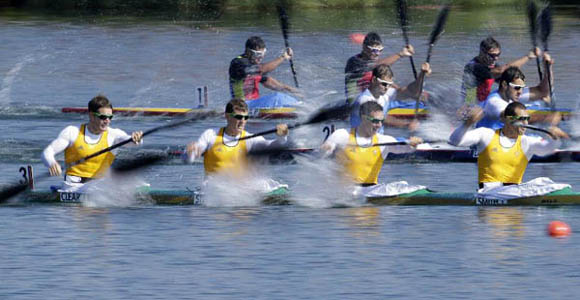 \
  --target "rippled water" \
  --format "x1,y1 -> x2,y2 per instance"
2,5 -> 580,299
